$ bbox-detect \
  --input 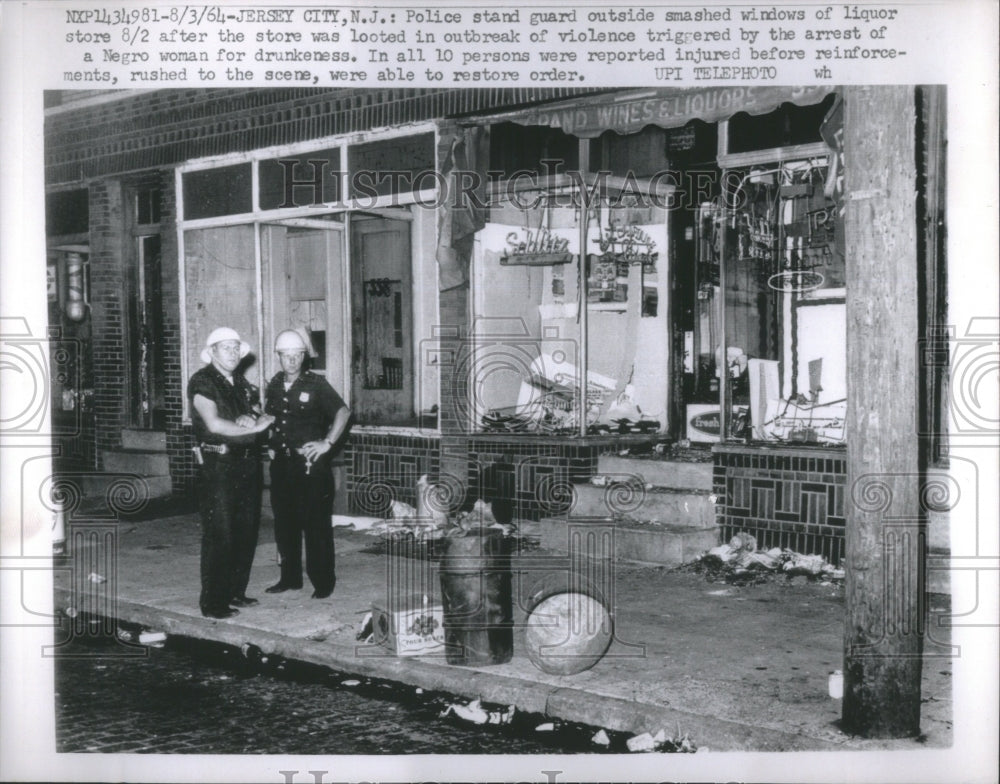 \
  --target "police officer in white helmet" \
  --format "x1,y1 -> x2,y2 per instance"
264,328 -> 351,598
188,327 -> 274,619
